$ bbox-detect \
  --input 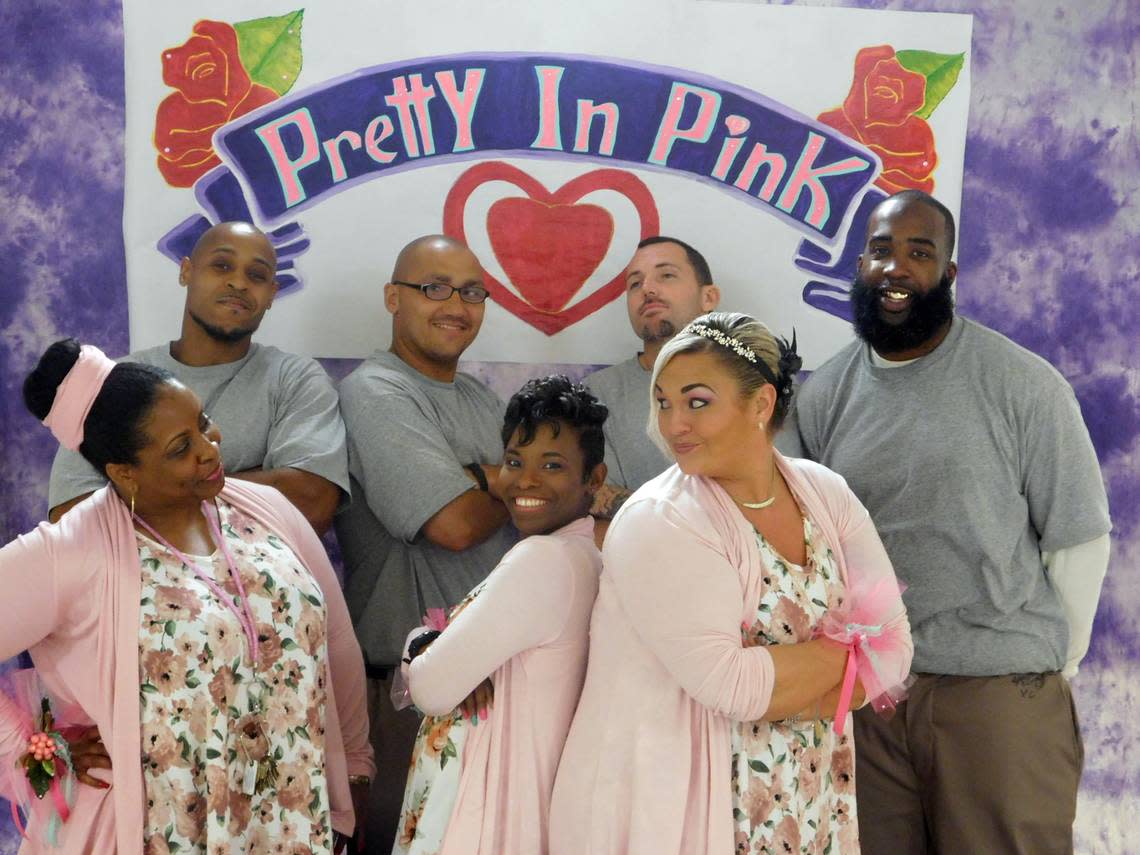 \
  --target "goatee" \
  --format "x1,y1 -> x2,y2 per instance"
850,273 -> 955,355
639,319 -> 677,344
189,309 -> 257,344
